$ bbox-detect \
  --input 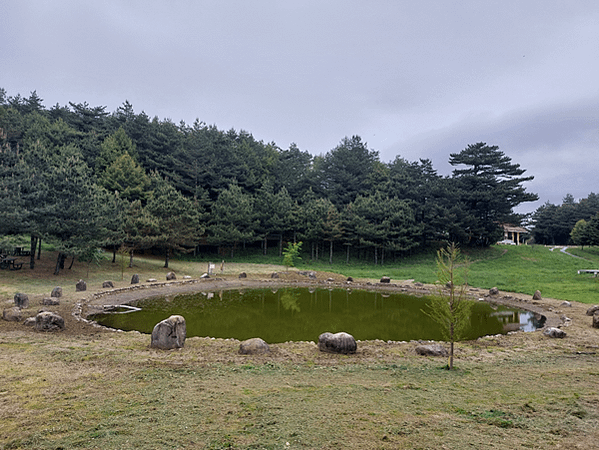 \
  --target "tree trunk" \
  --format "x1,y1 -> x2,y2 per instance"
374,247 -> 378,265
68,255 -> 75,270
346,245 -> 350,264
29,235 -> 37,270
263,236 -> 267,255
164,248 -> 169,268
37,238 -> 42,260
112,246 -> 117,263
279,234 -> 283,257
54,252 -> 66,275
